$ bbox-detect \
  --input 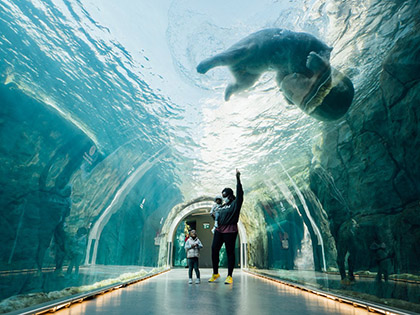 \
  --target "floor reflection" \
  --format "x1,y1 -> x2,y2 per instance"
253,269 -> 420,311
54,269 -> 371,315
